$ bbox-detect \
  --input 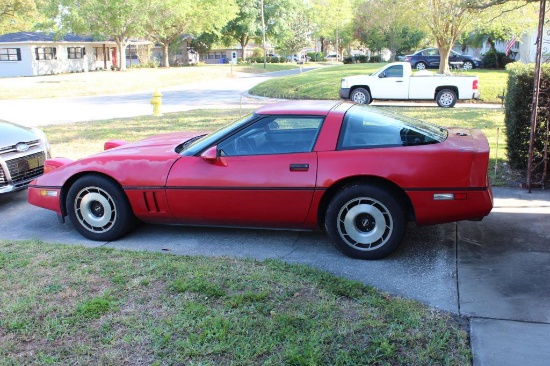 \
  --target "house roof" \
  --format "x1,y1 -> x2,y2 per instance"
0,32 -> 102,43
